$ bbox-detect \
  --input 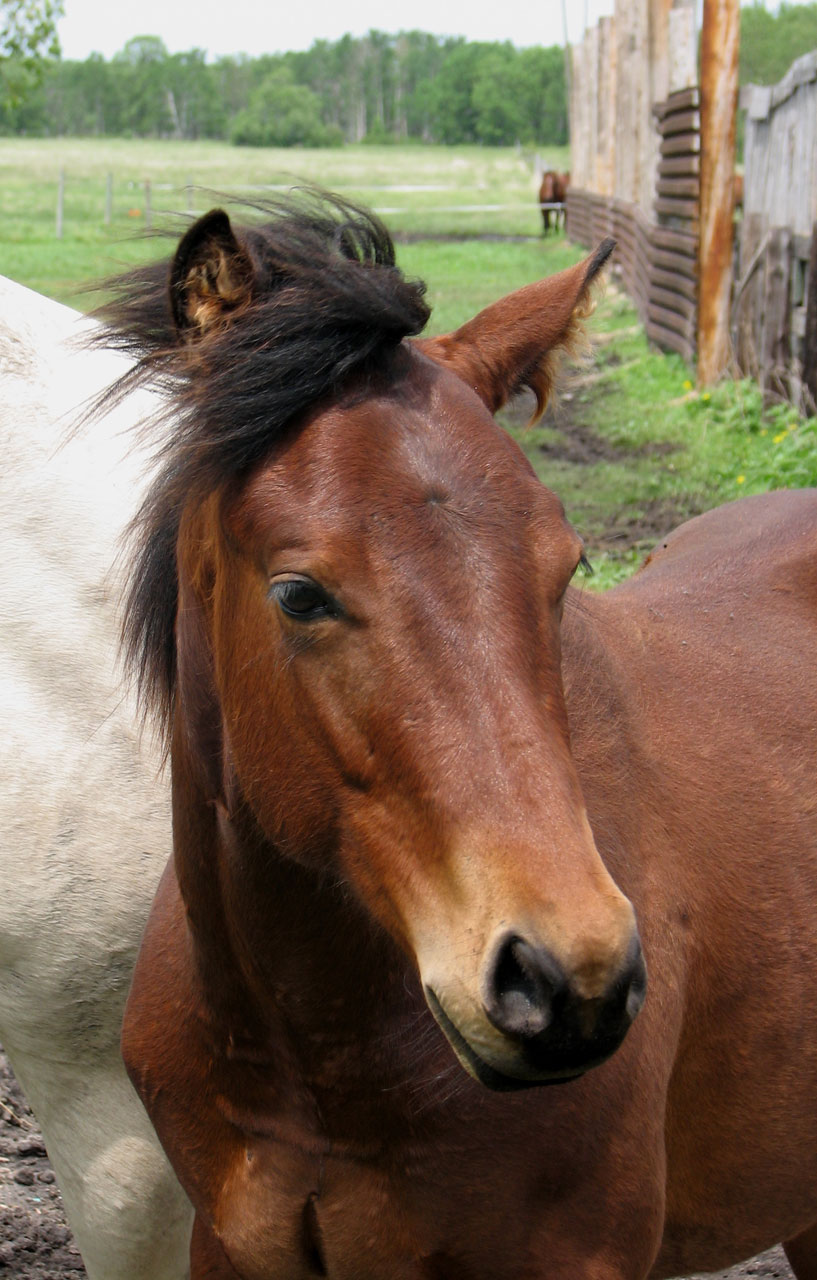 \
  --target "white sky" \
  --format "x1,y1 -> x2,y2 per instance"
56,0 -> 618,62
